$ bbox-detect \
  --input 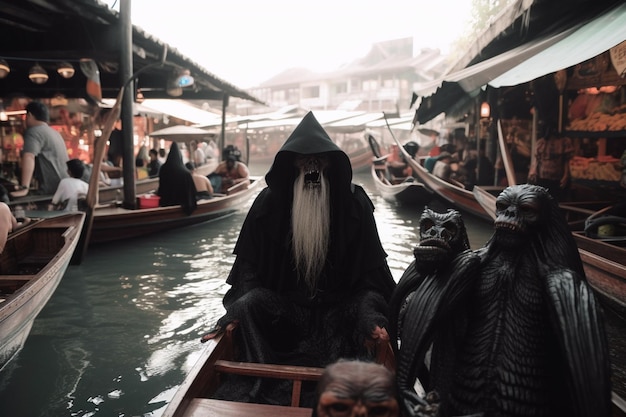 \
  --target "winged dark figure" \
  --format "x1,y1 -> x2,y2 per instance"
394,184 -> 611,417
